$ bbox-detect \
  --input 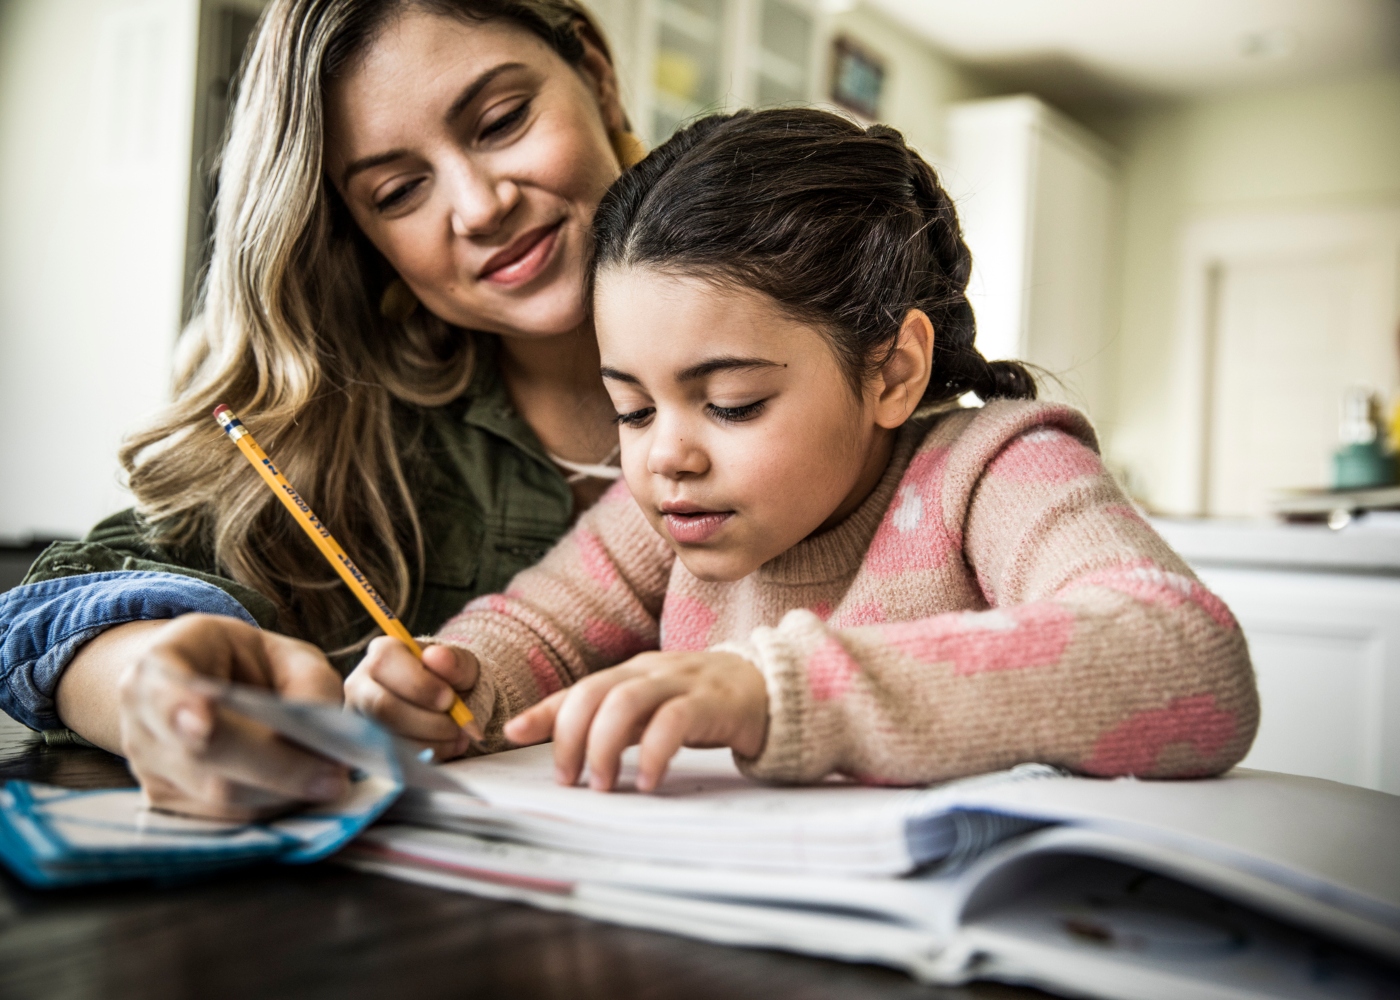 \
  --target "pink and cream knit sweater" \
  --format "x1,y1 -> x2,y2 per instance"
438,400 -> 1259,784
